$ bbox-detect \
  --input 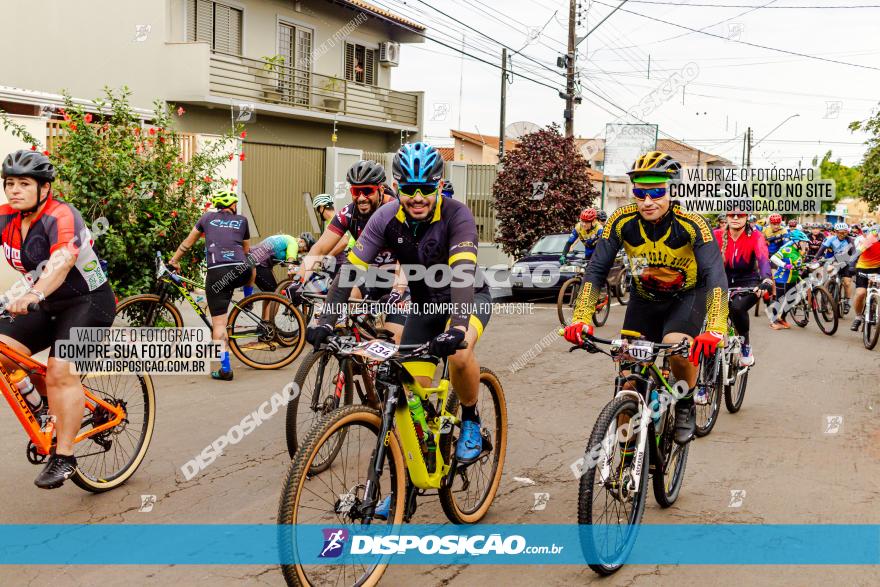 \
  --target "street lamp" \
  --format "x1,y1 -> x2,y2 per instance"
753,113 -> 800,150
